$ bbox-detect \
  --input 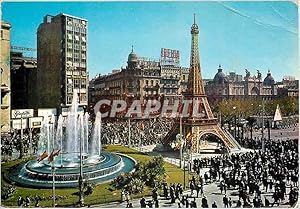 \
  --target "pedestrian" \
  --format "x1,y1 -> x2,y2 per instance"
196,183 -> 200,197
17,196 -> 24,207
212,201 -> 217,208
154,199 -> 159,208
121,190 -> 125,202
25,196 -> 30,207
228,197 -> 232,207
140,197 -> 146,208
223,194 -> 229,208
265,197 -> 270,207
201,196 -> 208,208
